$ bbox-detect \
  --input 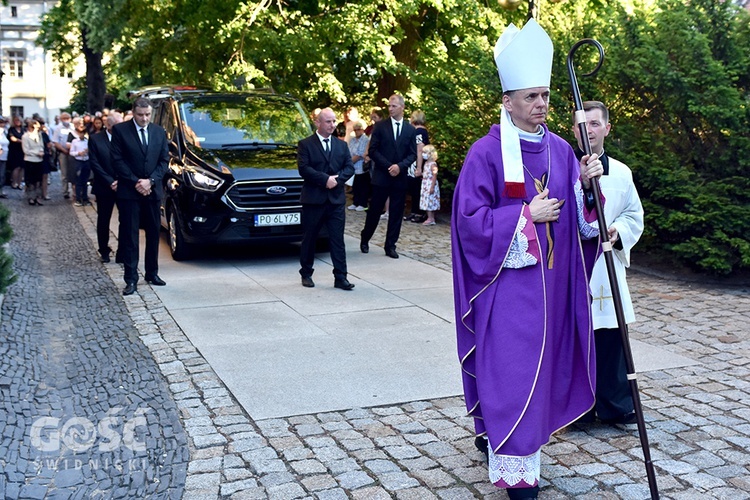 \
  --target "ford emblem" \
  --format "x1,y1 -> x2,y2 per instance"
266,186 -> 287,195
